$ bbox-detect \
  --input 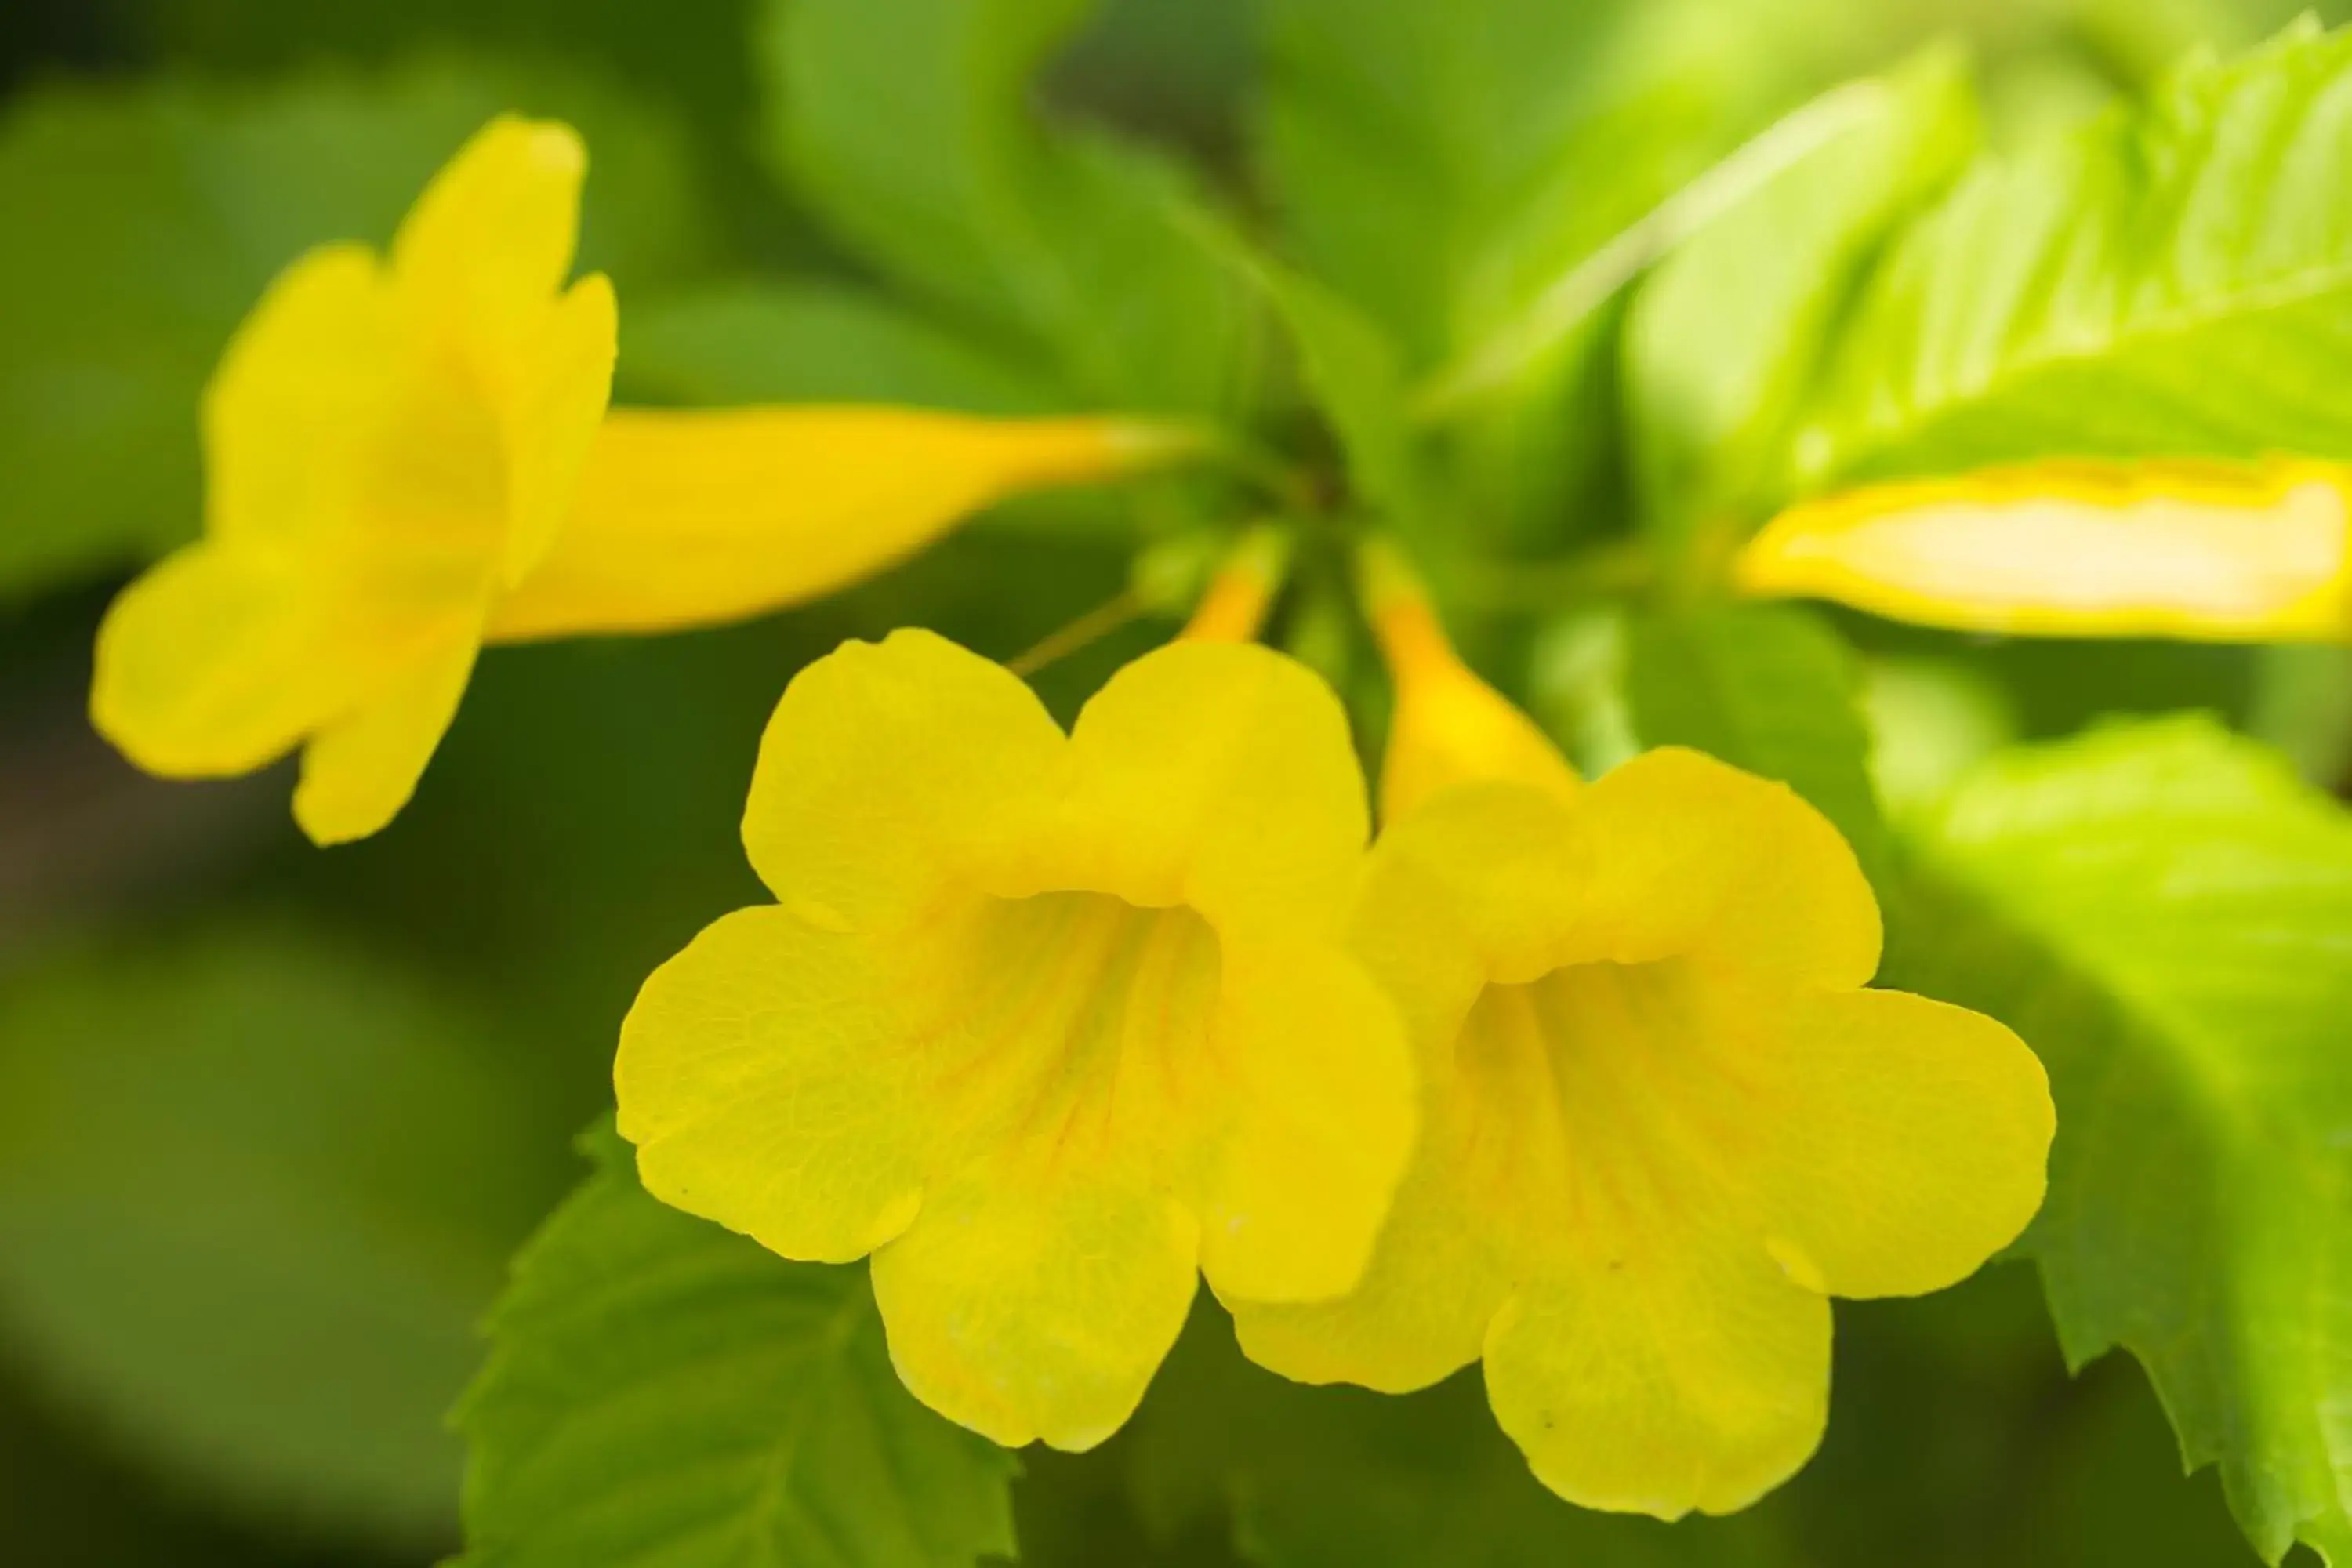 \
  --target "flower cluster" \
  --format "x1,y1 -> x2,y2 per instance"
93,118 -> 2055,1515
